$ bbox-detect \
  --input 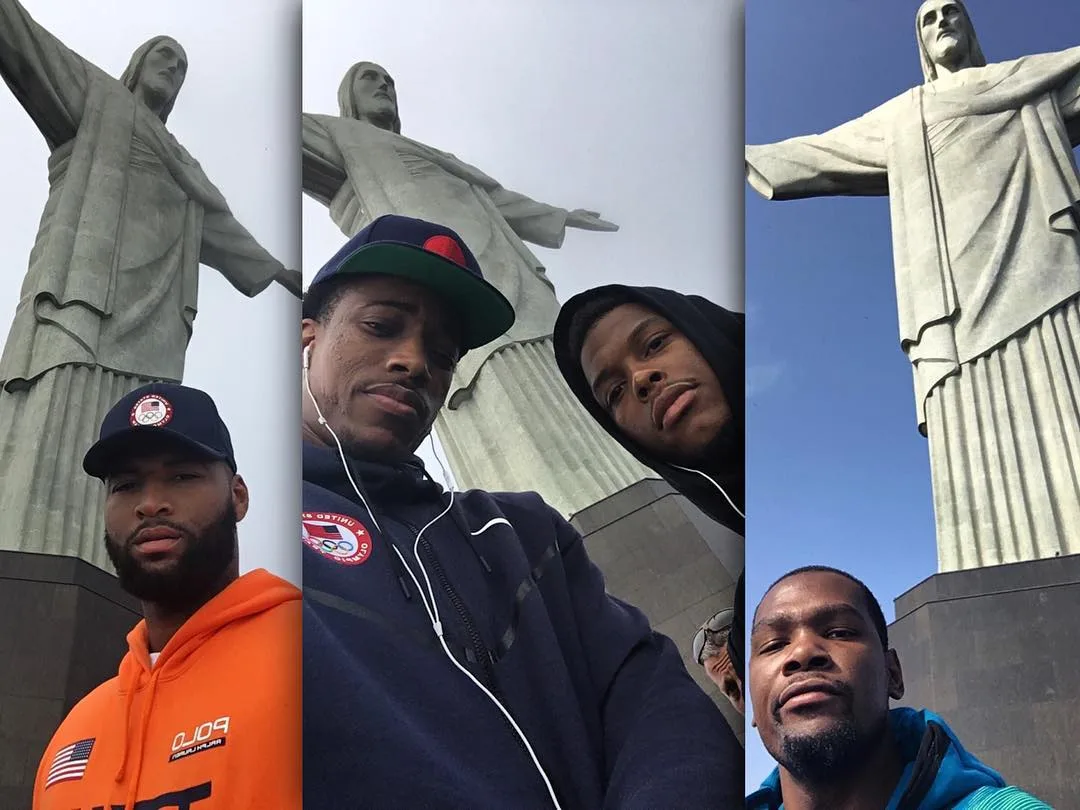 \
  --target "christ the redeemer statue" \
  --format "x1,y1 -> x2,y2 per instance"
746,0 -> 1080,571
0,0 -> 300,570
302,61 -> 652,517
